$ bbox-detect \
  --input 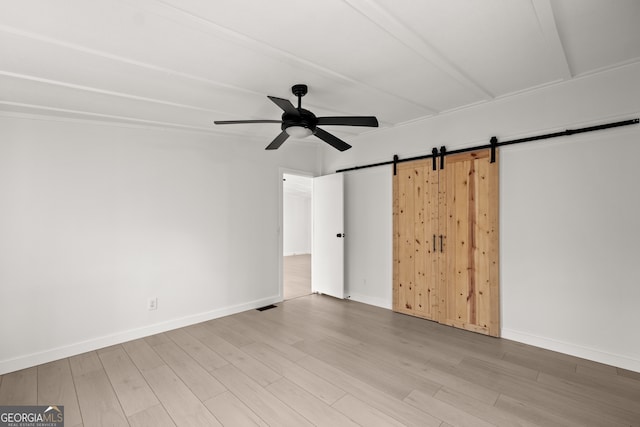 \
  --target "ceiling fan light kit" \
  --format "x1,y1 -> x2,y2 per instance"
214,84 -> 378,151
285,126 -> 313,138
